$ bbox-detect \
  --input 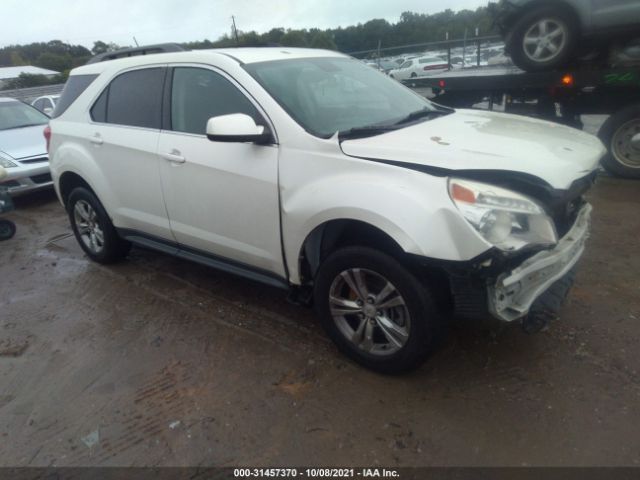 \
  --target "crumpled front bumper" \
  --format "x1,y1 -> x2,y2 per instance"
488,203 -> 592,322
